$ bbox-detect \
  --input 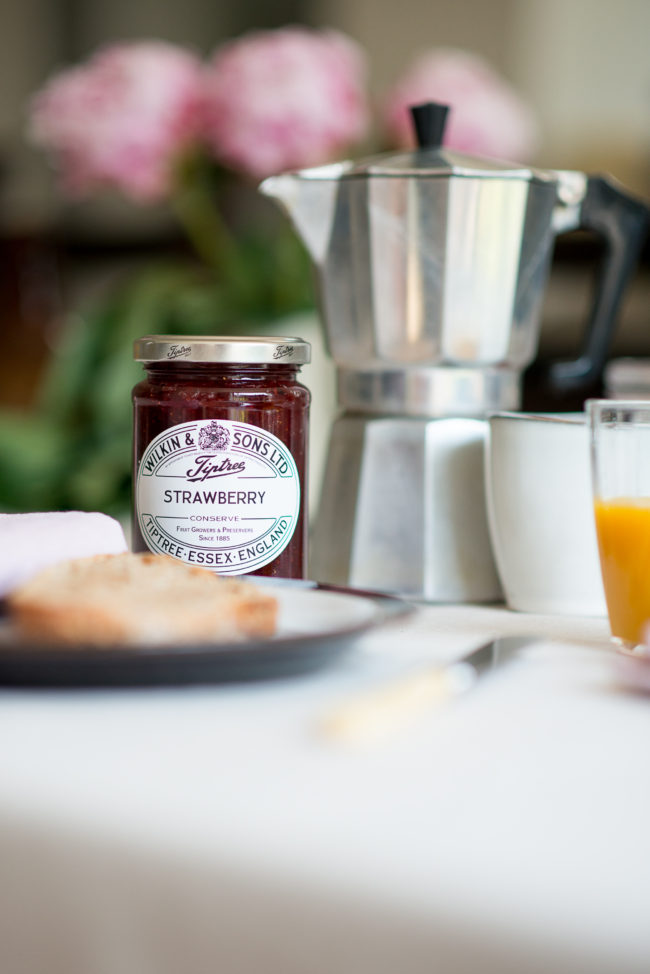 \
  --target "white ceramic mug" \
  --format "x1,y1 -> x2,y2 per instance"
485,412 -> 607,616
